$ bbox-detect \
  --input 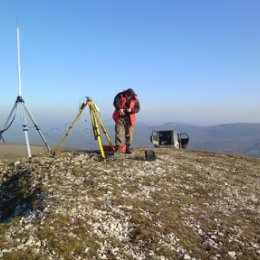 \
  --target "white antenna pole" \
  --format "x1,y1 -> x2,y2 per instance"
17,27 -> 22,97
16,26 -> 32,157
